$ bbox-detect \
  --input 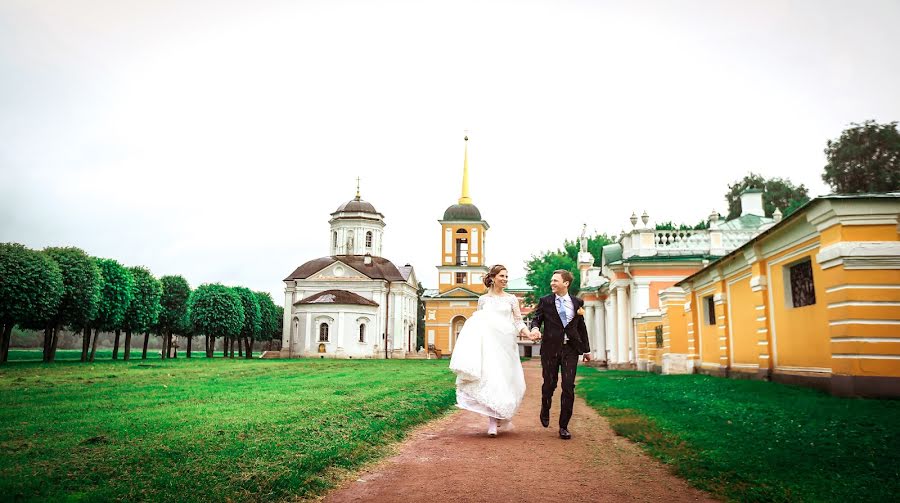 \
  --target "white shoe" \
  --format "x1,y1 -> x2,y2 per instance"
487,417 -> 498,437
